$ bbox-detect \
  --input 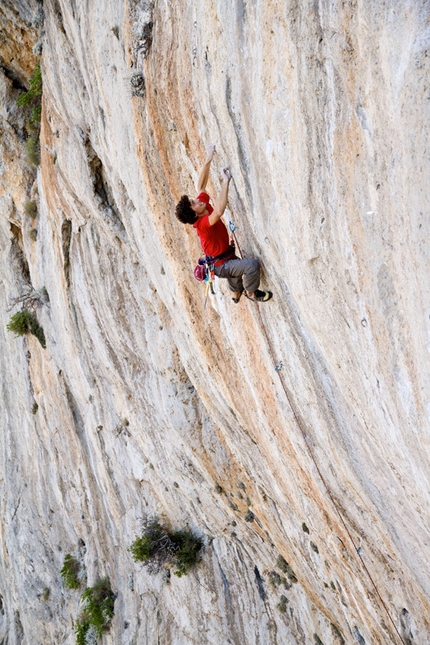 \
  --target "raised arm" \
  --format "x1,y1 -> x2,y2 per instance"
196,144 -> 216,192
209,168 -> 232,226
